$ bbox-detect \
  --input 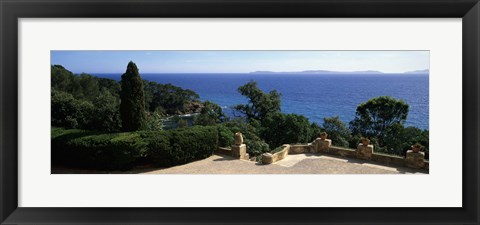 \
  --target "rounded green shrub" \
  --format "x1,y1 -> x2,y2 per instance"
217,125 -> 234,147
51,128 -> 146,170
244,139 -> 270,156
143,126 -> 218,167
52,126 -> 219,170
